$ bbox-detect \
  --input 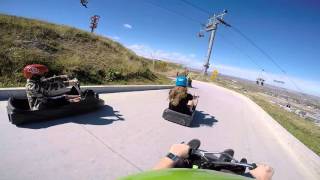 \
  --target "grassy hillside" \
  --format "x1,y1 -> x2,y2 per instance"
251,94 -> 320,155
0,14 -> 177,87
191,74 -> 320,155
